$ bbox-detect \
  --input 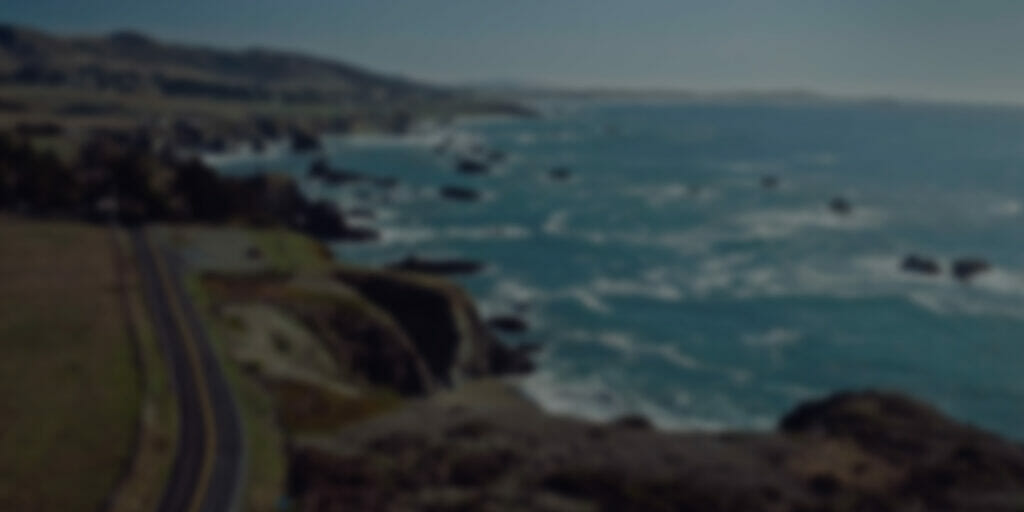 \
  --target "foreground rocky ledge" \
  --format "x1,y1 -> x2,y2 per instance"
291,388 -> 1024,512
